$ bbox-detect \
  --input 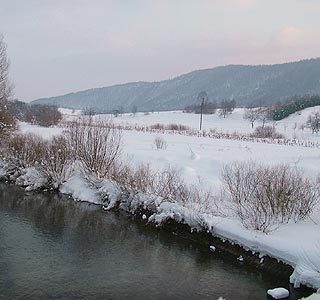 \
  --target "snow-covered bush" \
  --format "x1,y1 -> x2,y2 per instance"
222,161 -> 319,232
64,118 -> 122,179
250,125 -> 284,139
2,133 -> 74,189
111,163 -> 217,213
154,136 -> 167,150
